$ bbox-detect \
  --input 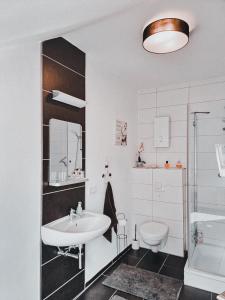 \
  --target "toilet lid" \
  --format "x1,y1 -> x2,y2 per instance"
140,222 -> 168,241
